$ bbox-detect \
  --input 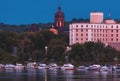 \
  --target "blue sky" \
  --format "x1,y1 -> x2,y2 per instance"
0,0 -> 120,24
